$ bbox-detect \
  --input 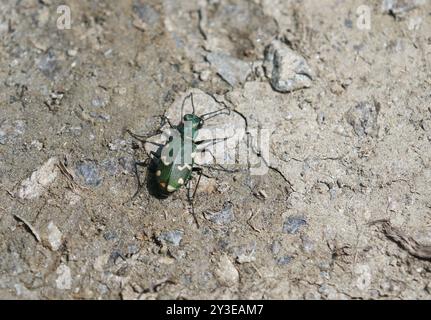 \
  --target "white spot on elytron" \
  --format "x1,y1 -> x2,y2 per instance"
156,170 -> 161,176
161,156 -> 170,165
167,185 -> 176,192
178,178 -> 184,185
177,164 -> 192,171
191,152 -> 196,158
